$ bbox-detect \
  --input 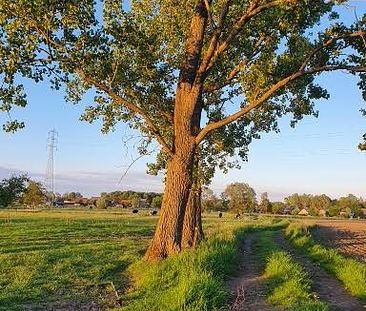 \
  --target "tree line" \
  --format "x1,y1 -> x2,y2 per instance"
0,175 -> 163,209
202,183 -> 366,218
